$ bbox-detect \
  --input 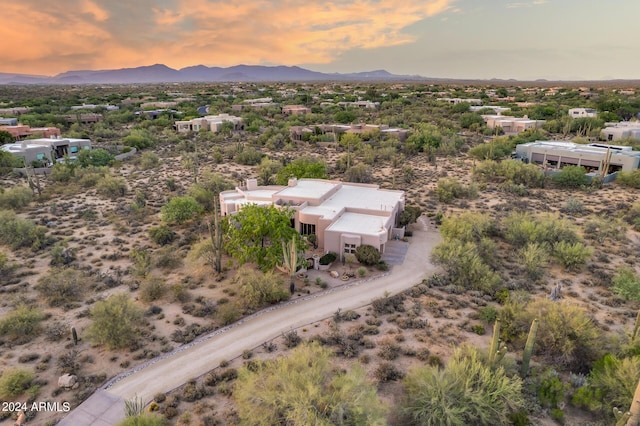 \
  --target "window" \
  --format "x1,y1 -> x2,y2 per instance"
300,223 -> 316,235
344,243 -> 357,254
70,146 -> 78,153
36,153 -> 45,160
